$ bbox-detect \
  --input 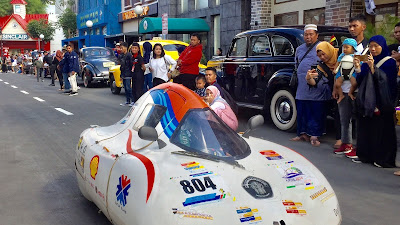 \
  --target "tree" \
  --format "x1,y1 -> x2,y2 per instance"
0,0 -> 47,17
27,19 -> 55,42
0,0 -> 13,17
365,14 -> 400,45
25,0 -> 47,14
57,7 -> 77,39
